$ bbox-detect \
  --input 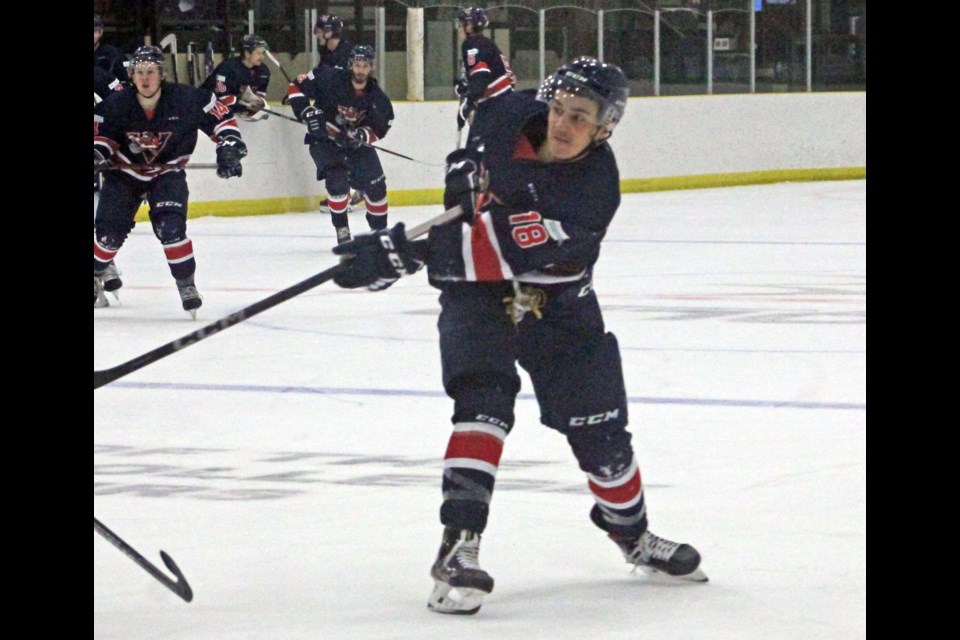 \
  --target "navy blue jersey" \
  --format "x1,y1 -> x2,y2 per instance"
201,57 -> 271,113
94,66 -> 124,102
94,42 -> 127,84
320,39 -> 353,71
429,90 -> 620,284
460,34 -> 514,104
287,65 -> 394,144
93,82 -> 241,181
